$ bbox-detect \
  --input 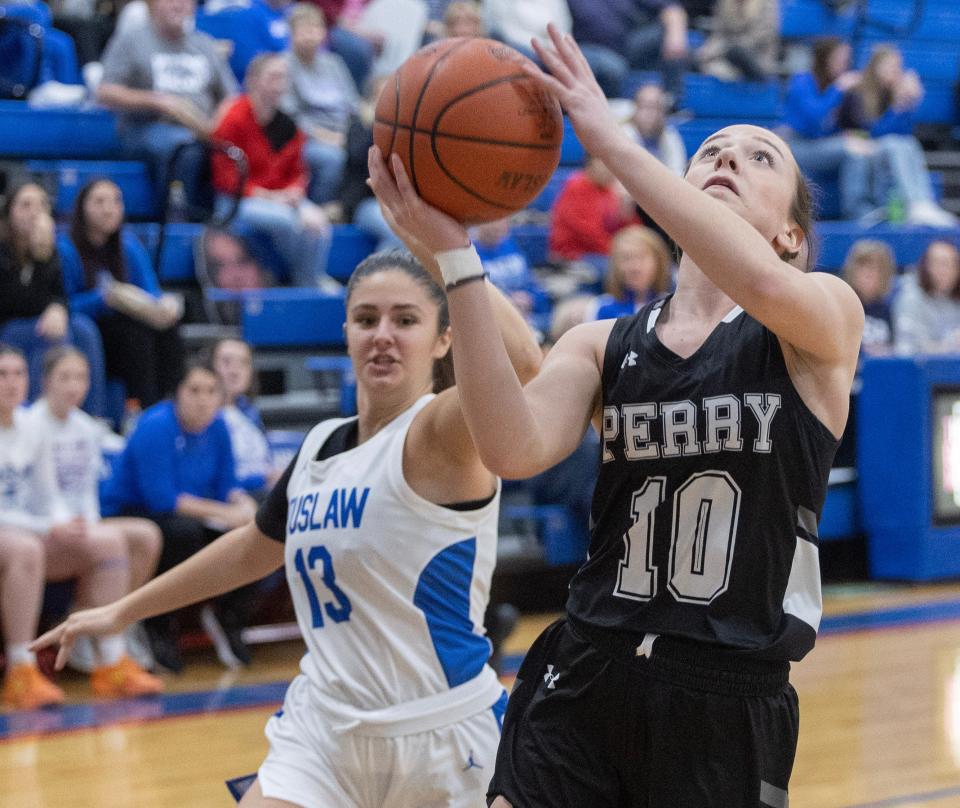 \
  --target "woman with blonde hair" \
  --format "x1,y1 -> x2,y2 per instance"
841,239 -> 896,354
838,44 -> 955,228
592,225 -> 672,320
